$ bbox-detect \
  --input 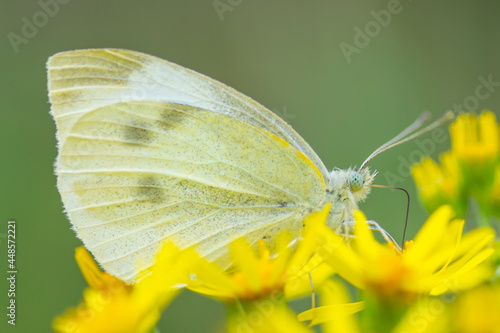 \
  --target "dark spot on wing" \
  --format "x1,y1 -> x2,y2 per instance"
157,107 -> 189,132
123,121 -> 154,145
137,176 -> 168,203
